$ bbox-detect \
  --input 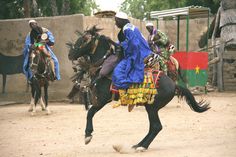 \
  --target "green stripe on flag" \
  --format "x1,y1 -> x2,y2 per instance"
178,70 -> 208,87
